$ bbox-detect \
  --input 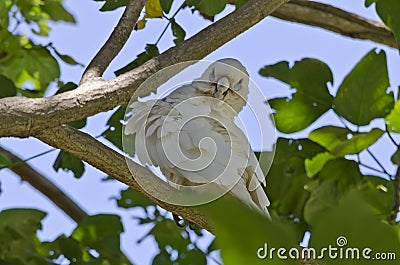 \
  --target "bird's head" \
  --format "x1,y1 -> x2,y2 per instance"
193,58 -> 250,114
